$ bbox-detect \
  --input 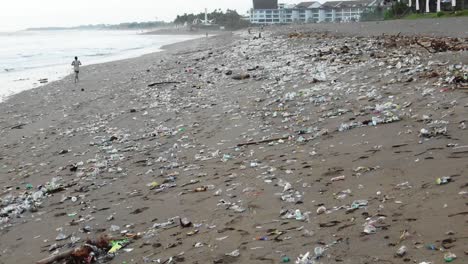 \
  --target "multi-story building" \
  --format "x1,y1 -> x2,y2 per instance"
250,0 -> 280,23
249,0 -> 382,24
